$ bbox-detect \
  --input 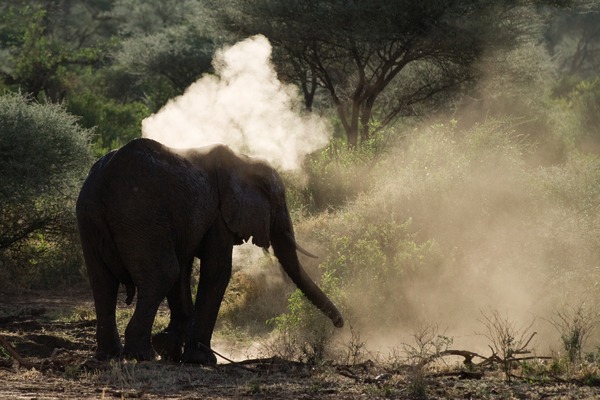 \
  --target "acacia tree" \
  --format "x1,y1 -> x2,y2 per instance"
215,0 -> 544,148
